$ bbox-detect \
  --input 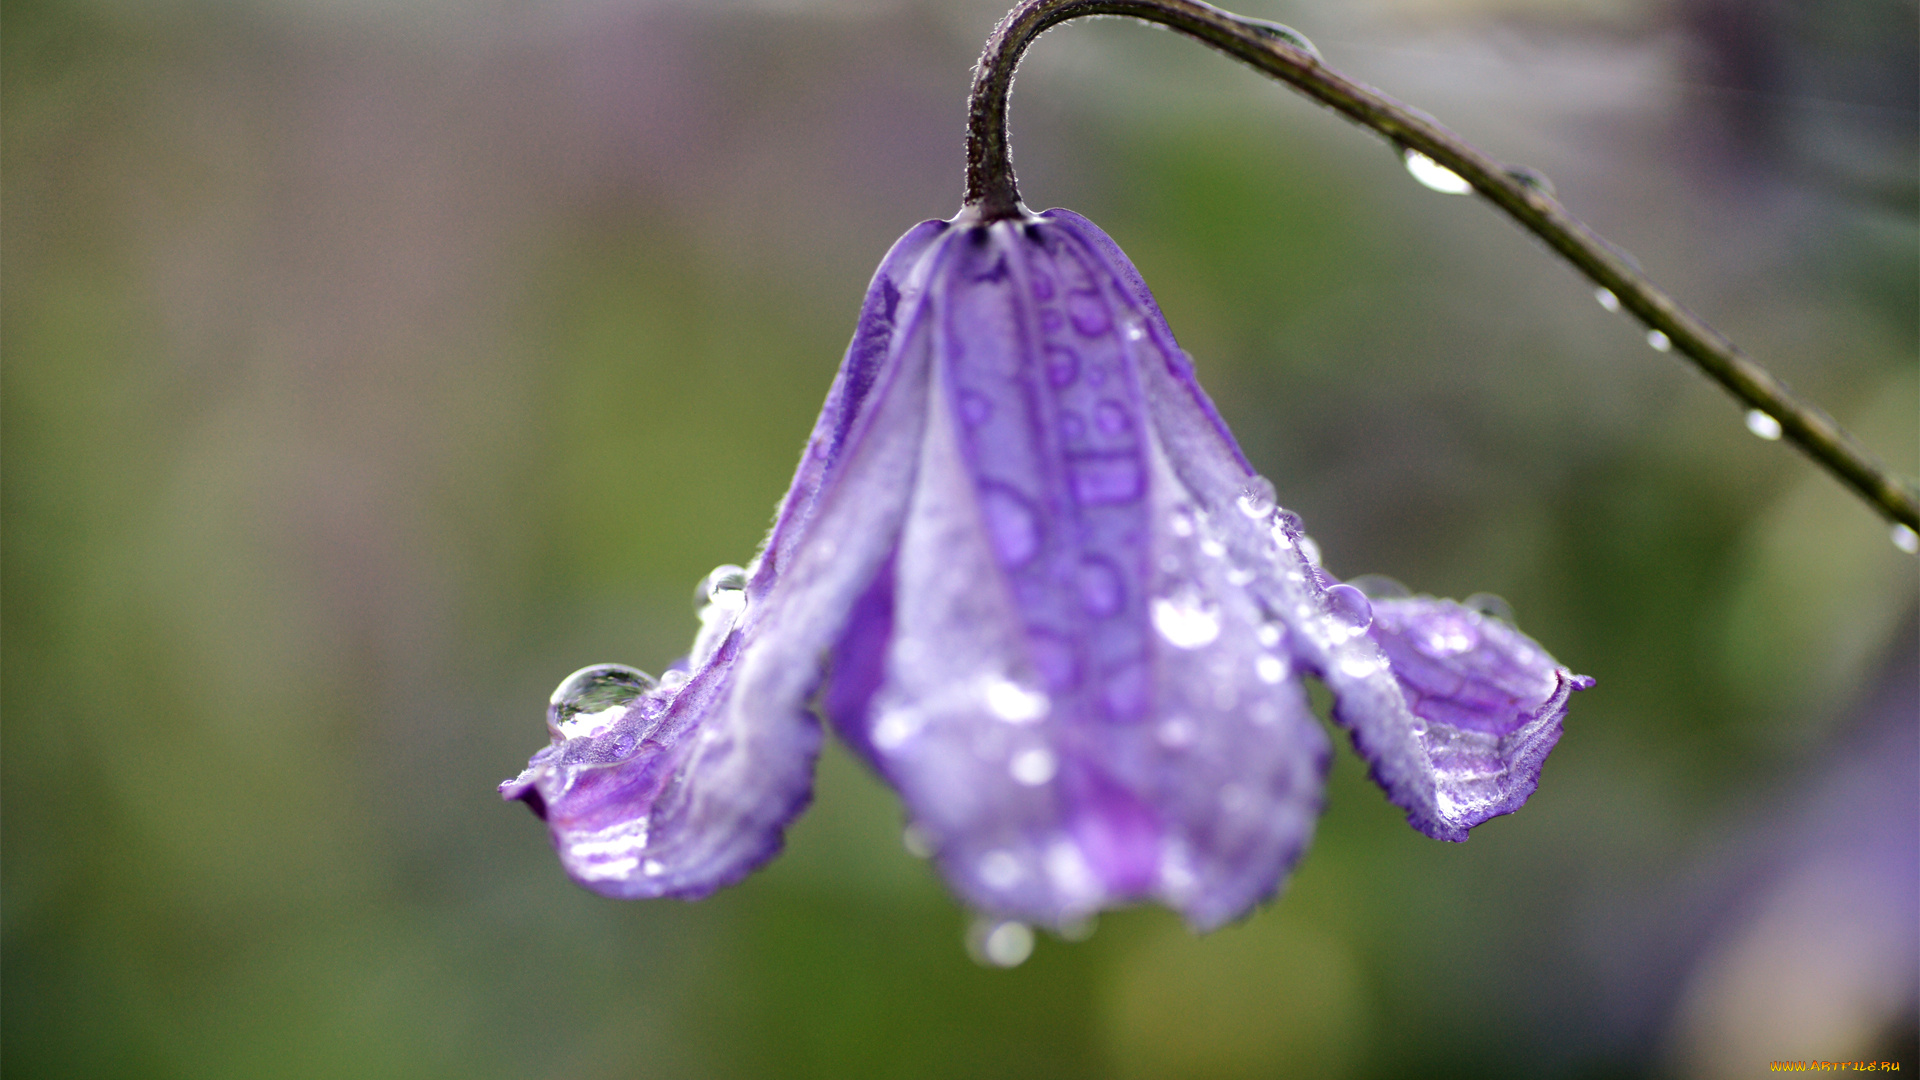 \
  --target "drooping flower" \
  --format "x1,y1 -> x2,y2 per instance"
501,206 -> 1591,931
